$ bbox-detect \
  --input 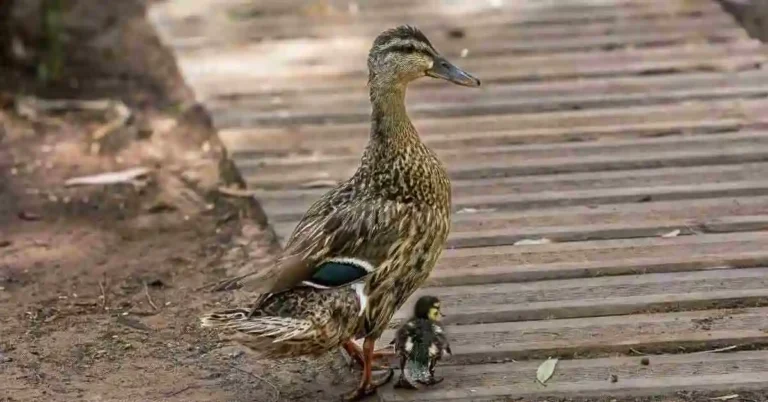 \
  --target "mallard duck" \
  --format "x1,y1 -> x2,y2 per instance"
201,25 -> 479,401
391,295 -> 452,389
